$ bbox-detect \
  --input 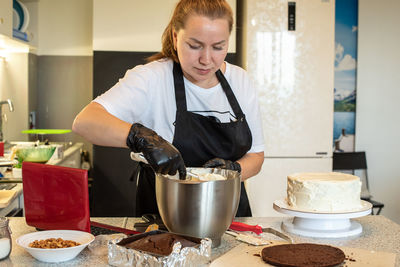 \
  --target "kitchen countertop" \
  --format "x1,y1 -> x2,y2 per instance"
1,216 -> 399,266
0,183 -> 23,217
